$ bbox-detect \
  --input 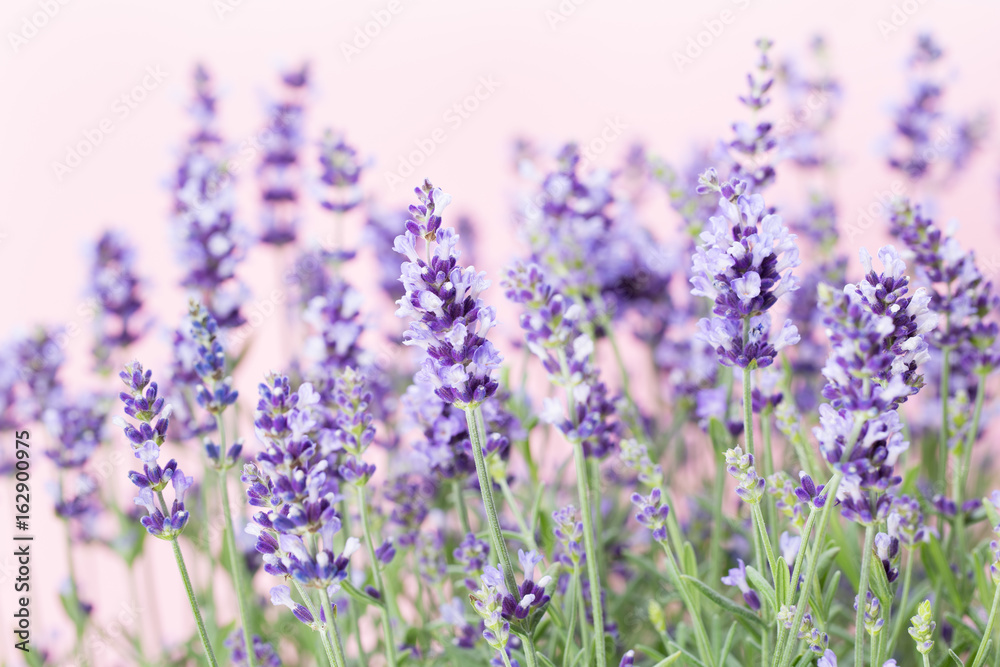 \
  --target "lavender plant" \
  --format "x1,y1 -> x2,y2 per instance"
14,33 -> 1000,667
